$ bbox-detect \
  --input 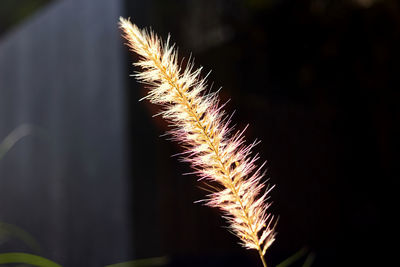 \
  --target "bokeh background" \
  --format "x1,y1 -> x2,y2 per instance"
0,0 -> 398,266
